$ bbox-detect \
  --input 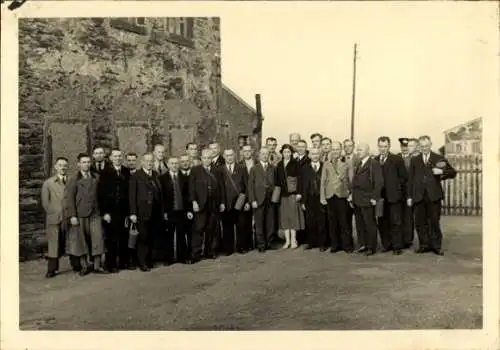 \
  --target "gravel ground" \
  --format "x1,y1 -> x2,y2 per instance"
19,216 -> 482,330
